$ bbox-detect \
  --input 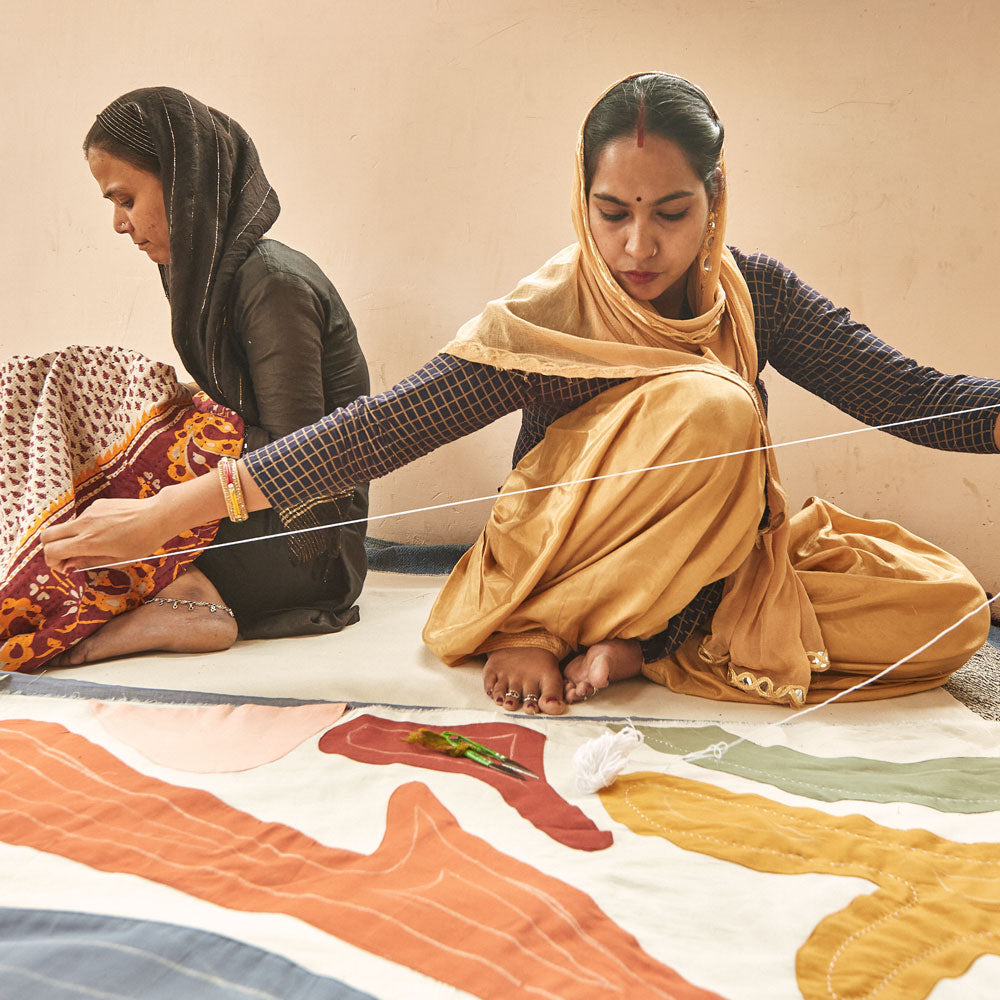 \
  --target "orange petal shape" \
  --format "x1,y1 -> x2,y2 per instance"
319,714 -> 613,850
600,771 -> 1000,1000
92,700 -> 347,772
0,720 -> 725,1000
